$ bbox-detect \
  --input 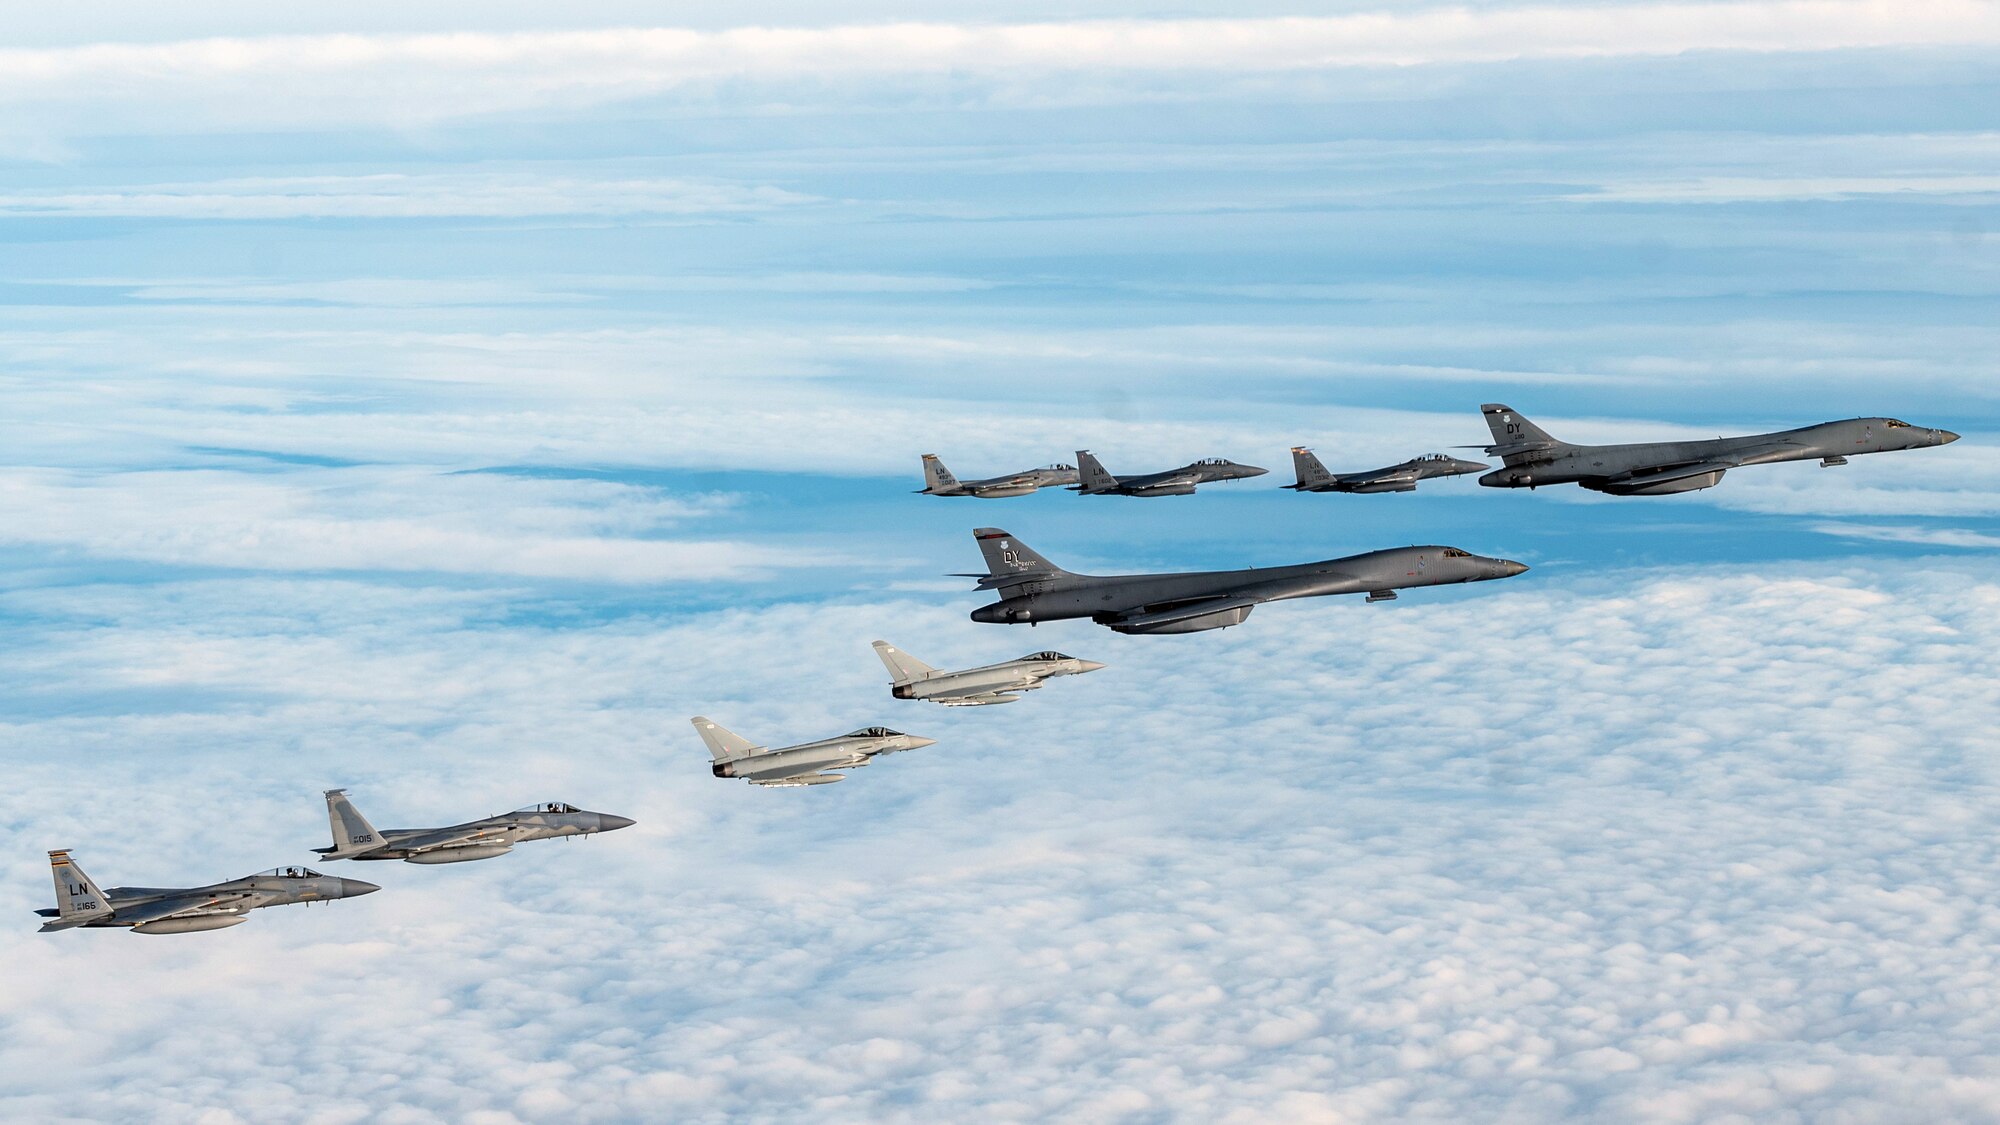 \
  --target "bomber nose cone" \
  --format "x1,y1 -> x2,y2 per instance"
598,814 -> 636,832
1939,429 -> 1961,444
339,878 -> 381,898
1500,559 -> 1530,577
